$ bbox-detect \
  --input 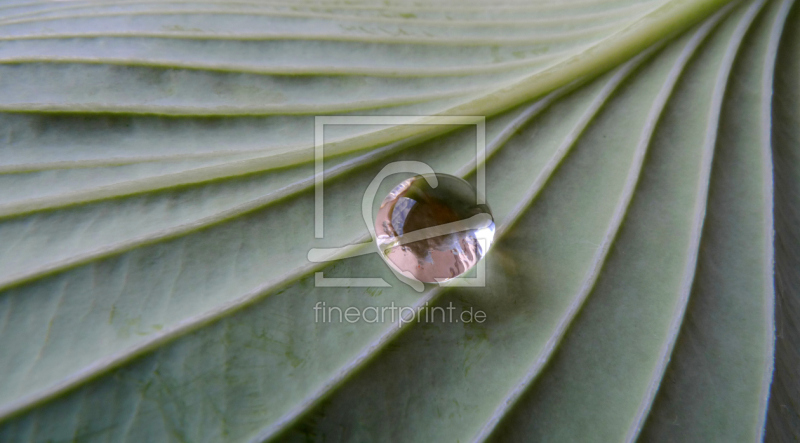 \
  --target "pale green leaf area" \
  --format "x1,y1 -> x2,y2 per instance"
0,0 -> 793,441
